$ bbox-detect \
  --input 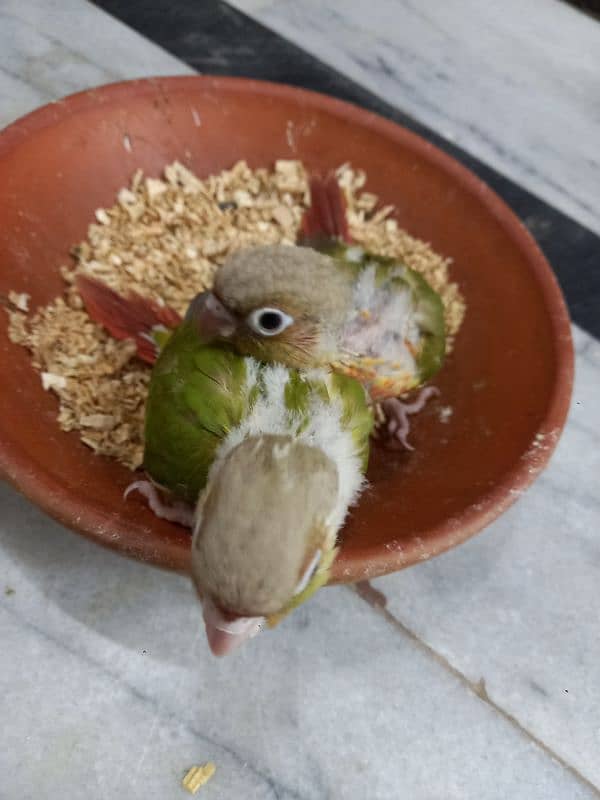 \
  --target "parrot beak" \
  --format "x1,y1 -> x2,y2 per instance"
201,596 -> 264,657
186,291 -> 237,340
